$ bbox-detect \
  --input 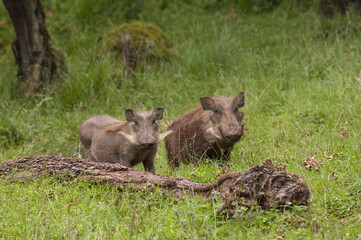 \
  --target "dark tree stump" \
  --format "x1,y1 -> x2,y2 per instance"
2,0 -> 66,96
0,155 -> 311,218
